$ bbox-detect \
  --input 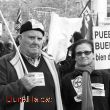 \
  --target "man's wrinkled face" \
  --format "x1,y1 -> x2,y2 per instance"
75,43 -> 94,67
19,30 -> 44,58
